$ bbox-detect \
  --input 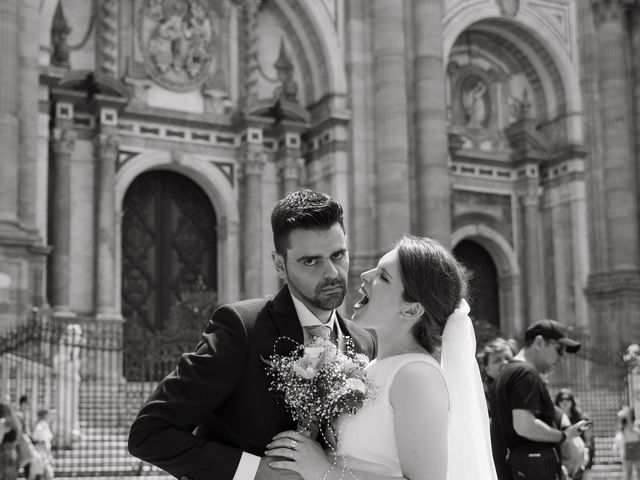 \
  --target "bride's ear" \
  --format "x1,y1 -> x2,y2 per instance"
400,302 -> 424,320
